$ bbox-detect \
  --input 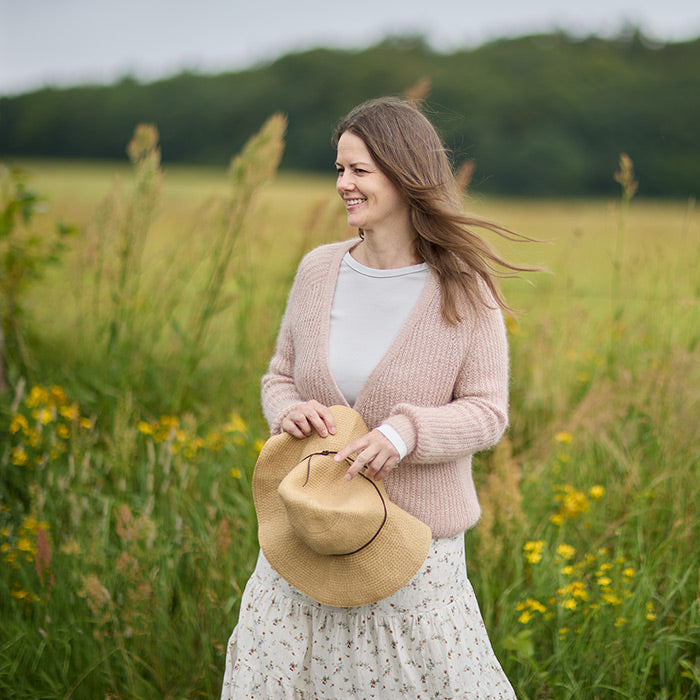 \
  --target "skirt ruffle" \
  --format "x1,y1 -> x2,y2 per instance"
221,534 -> 515,699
